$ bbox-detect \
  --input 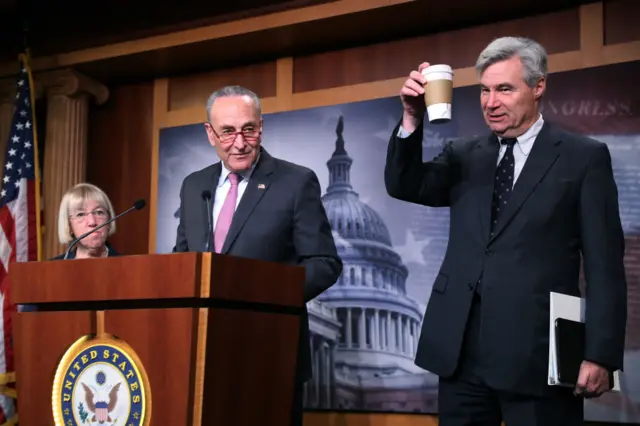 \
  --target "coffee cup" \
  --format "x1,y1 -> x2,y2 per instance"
421,64 -> 453,123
